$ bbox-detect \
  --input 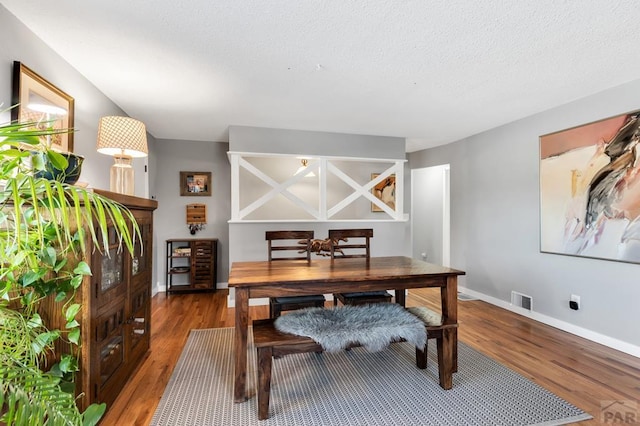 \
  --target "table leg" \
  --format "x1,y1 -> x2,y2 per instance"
441,276 -> 458,372
234,287 -> 249,402
395,289 -> 406,307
